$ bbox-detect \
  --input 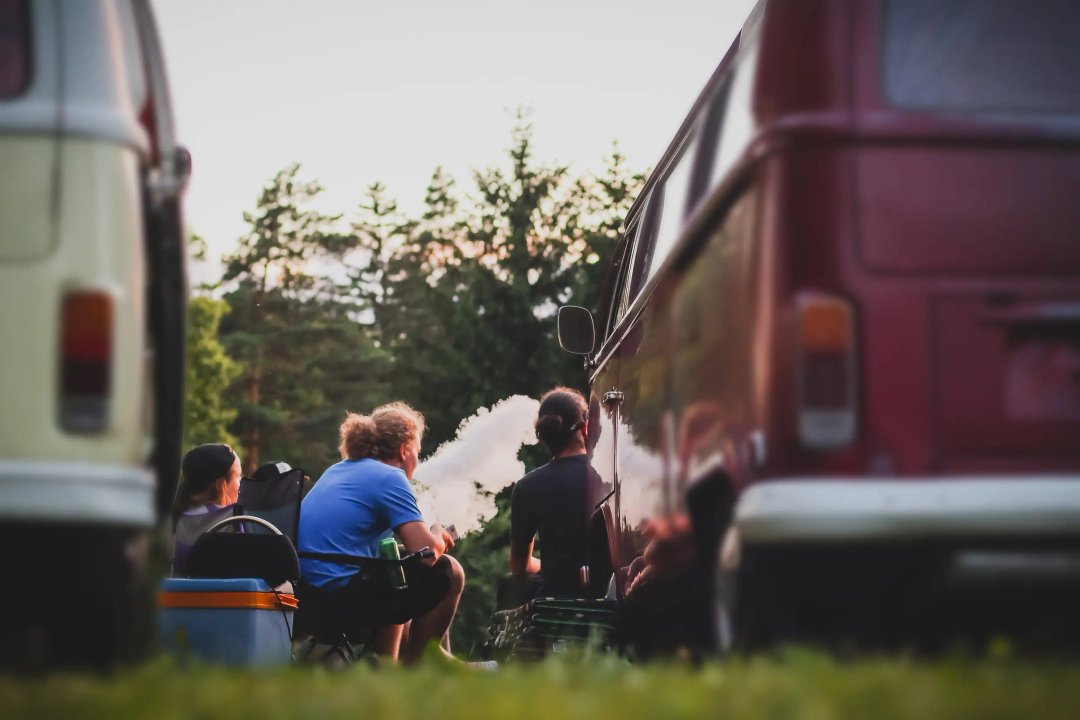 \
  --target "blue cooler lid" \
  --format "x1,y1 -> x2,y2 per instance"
160,577 -> 272,592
